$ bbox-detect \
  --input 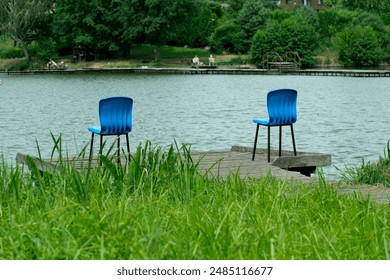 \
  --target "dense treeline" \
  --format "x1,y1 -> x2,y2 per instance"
0,0 -> 389,67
